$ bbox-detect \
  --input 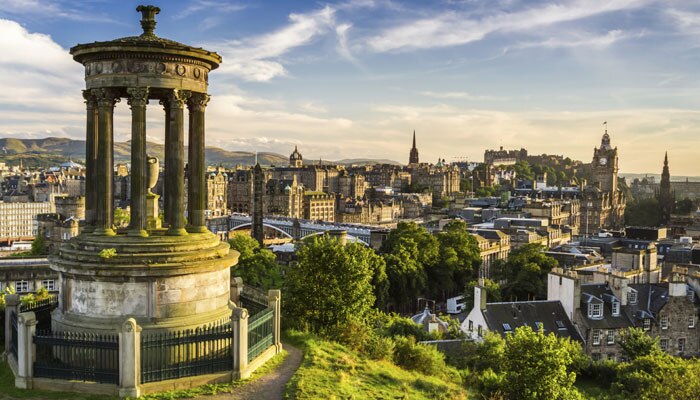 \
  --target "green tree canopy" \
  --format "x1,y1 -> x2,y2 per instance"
619,327 -> 662,361
501,326 -> 584,400
431,220 -> 481,300
493,244 -> 558,301
228,233 -> 282,290
284,234 -> 385,332
625,198 -> 662,227
676,198 -> 695,215
613,353 -> 700,400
